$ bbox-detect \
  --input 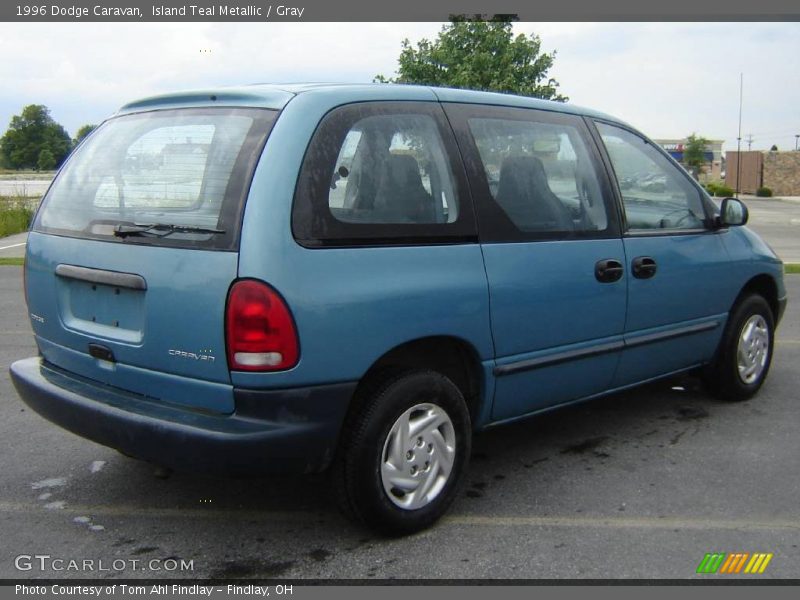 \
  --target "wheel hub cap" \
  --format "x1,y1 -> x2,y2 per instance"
737,314 -> 769,385
380,403 -> 456,510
